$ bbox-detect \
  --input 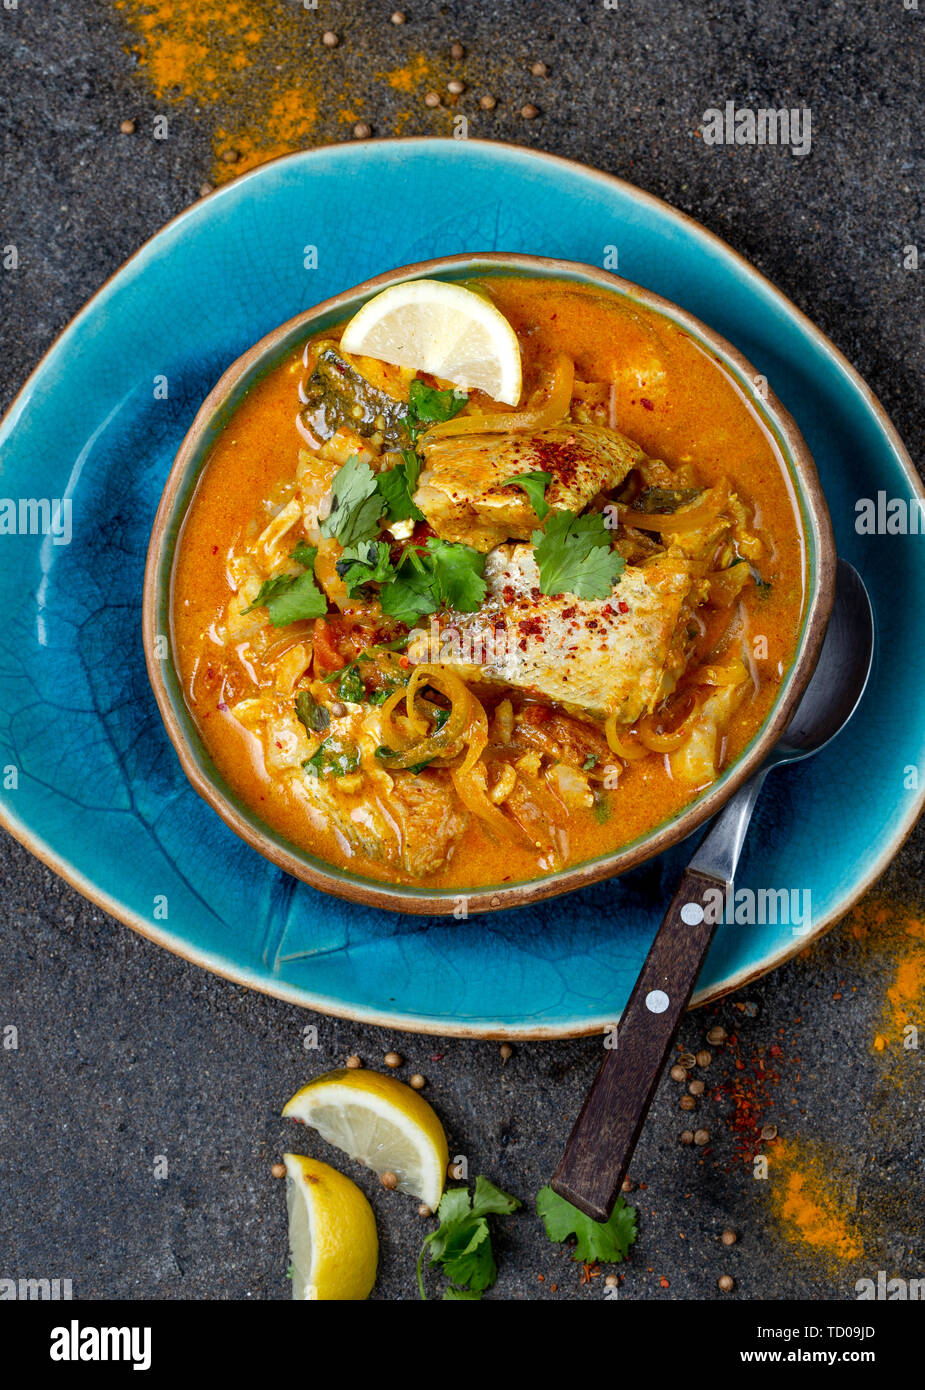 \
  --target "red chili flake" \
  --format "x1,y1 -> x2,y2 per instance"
430,1053 -> 444,1062
659,1276 -> 670,1288
618,600 -> 629,614
641,398 -> 655,411
580,1262 -> 601,1284
561,605 -> 578,619
211,544 -> 219,555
